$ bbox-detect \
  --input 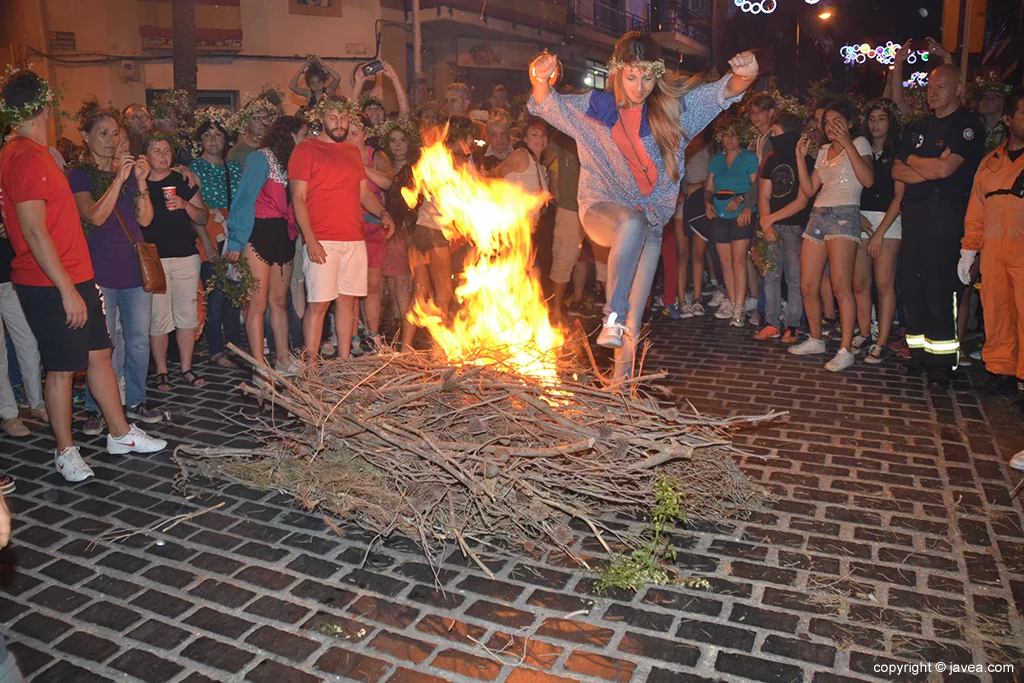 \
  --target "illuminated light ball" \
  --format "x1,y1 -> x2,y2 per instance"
919,7 -> 928,16
868,49 -> 877,58
860,43 -> 870,53
856,54 -> 866,64
889,65 -> 895,70
920,51 -> 929,60
805,0 -> 821,3
907,53 -> 917,64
